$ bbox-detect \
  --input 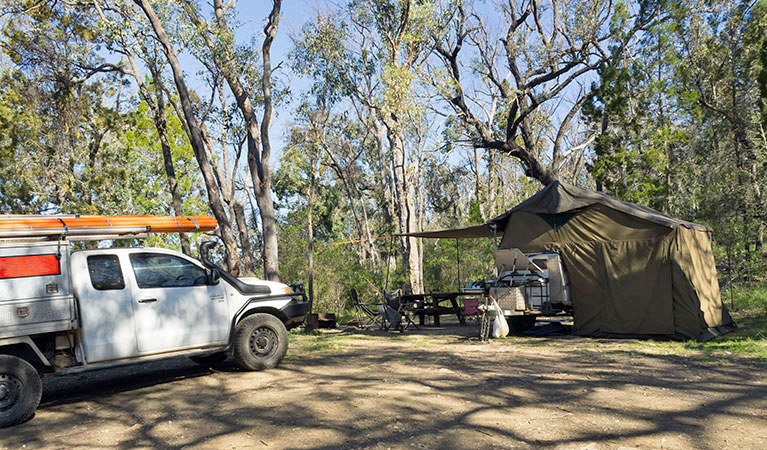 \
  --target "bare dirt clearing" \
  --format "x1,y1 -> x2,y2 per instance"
2,327 -> 766,449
